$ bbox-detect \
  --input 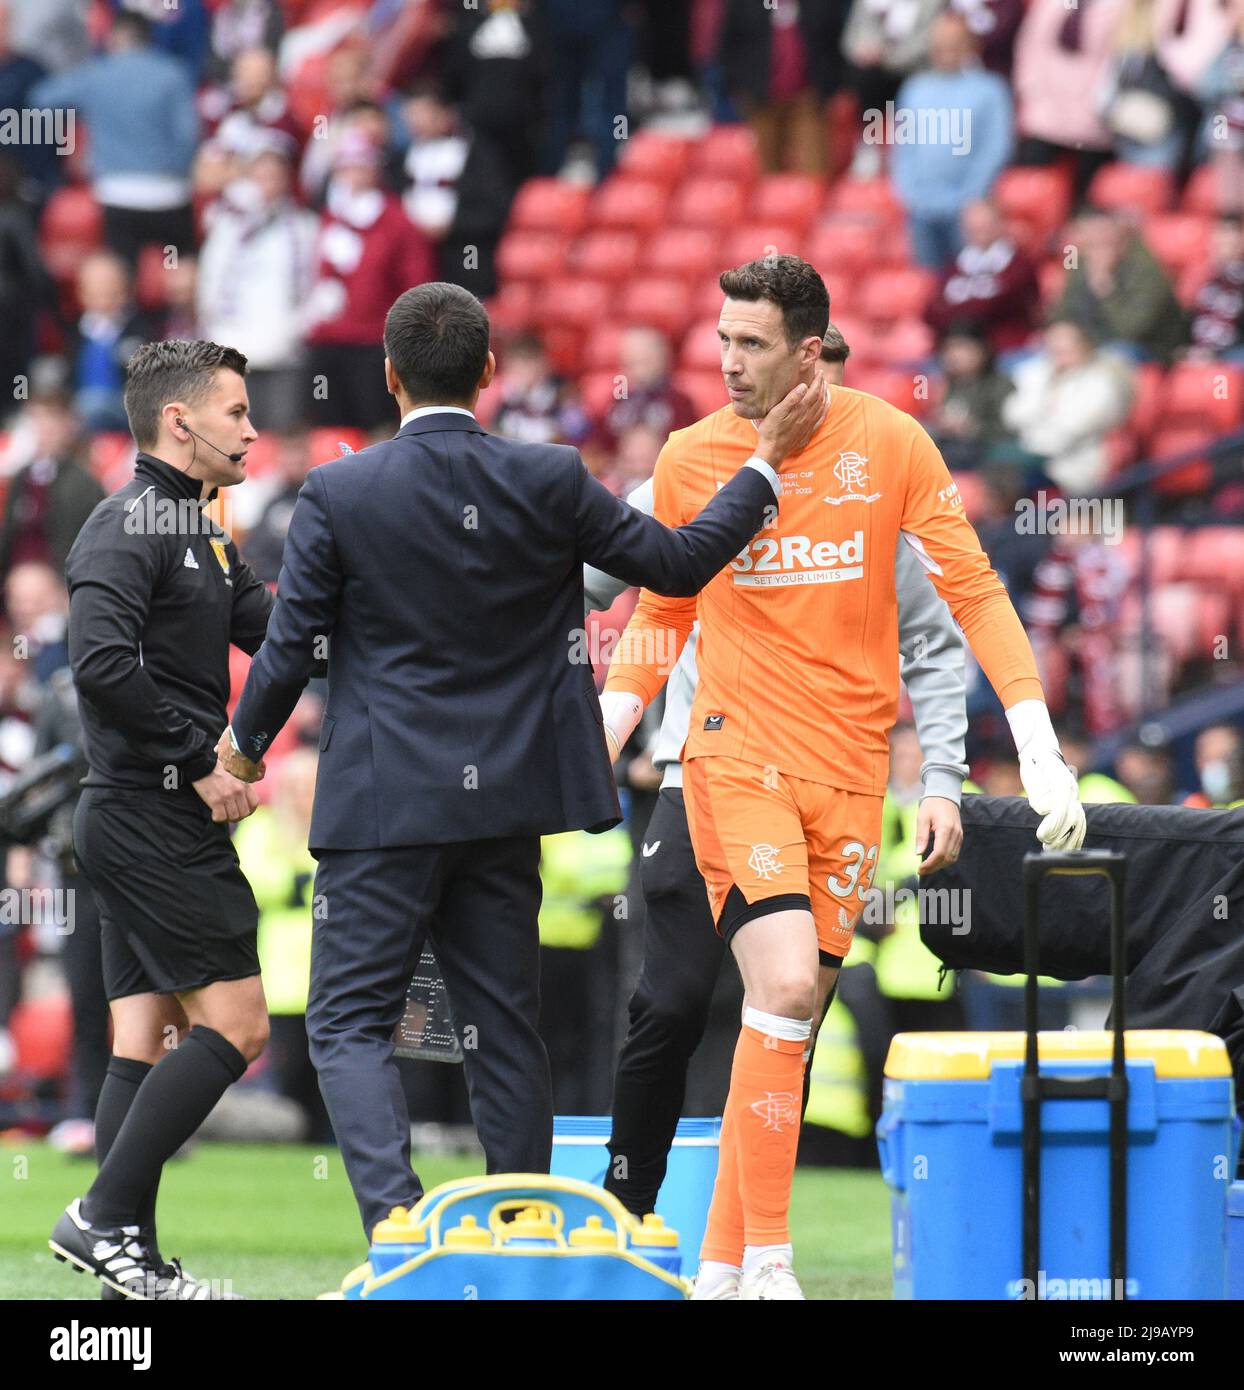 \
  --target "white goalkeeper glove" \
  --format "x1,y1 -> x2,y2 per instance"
599,690 -> 642,766
1005,700 -> 1087,852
